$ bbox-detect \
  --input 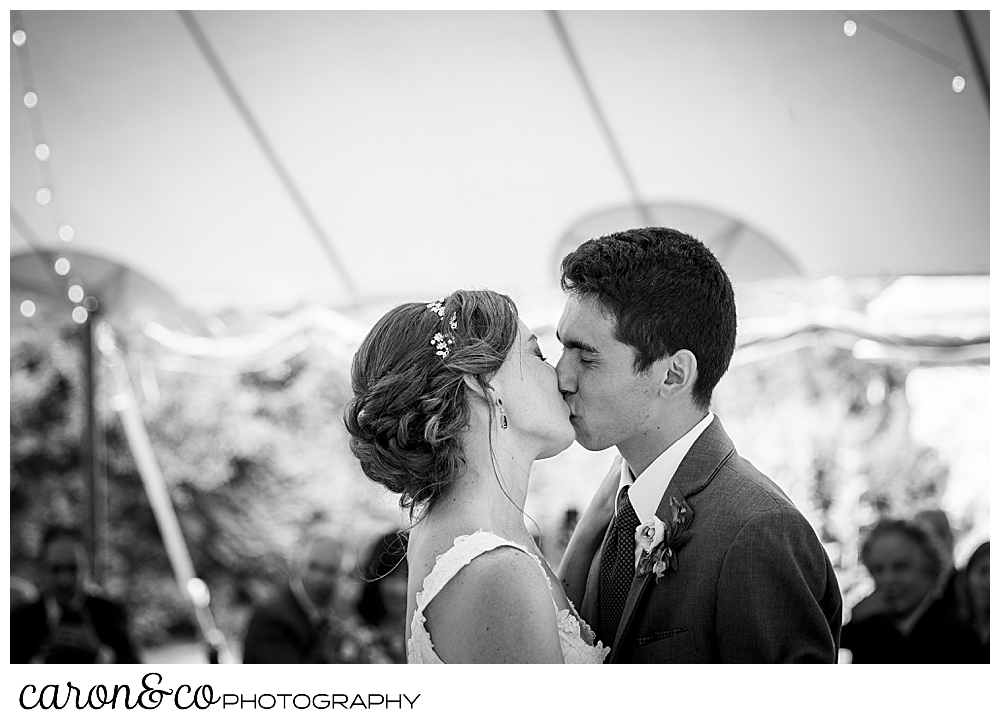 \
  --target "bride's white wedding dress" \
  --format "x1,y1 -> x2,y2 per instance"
408,530 -> 610,664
